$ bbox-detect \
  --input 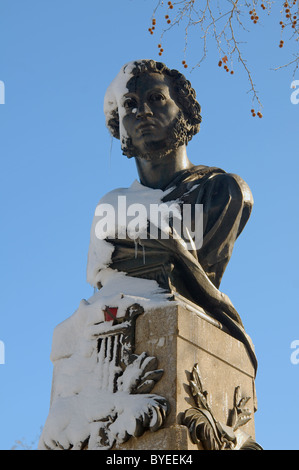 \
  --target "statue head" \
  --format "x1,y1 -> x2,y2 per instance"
104,60 -> 202,160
